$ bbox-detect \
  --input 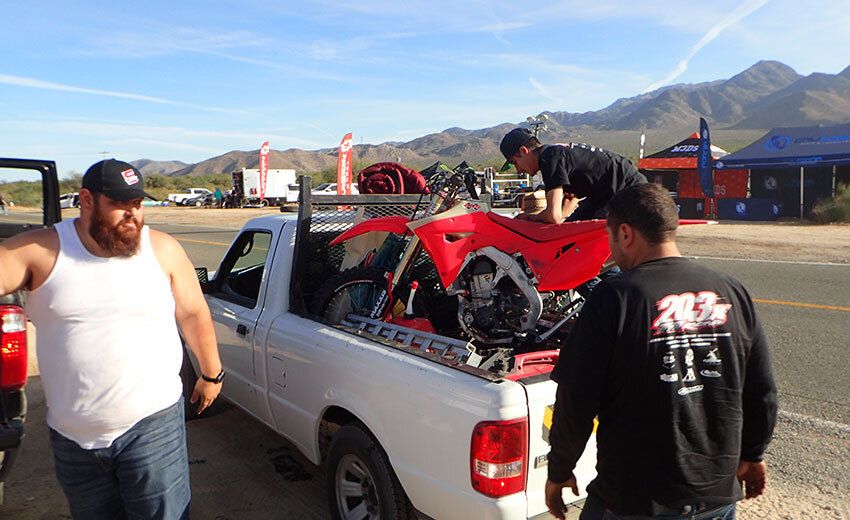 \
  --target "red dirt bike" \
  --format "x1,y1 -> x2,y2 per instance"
313,170 -> 619,351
